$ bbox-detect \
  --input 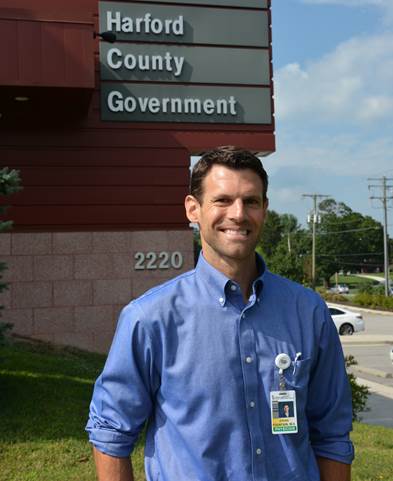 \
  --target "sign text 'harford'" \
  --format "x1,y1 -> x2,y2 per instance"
106,11 -> 184,35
